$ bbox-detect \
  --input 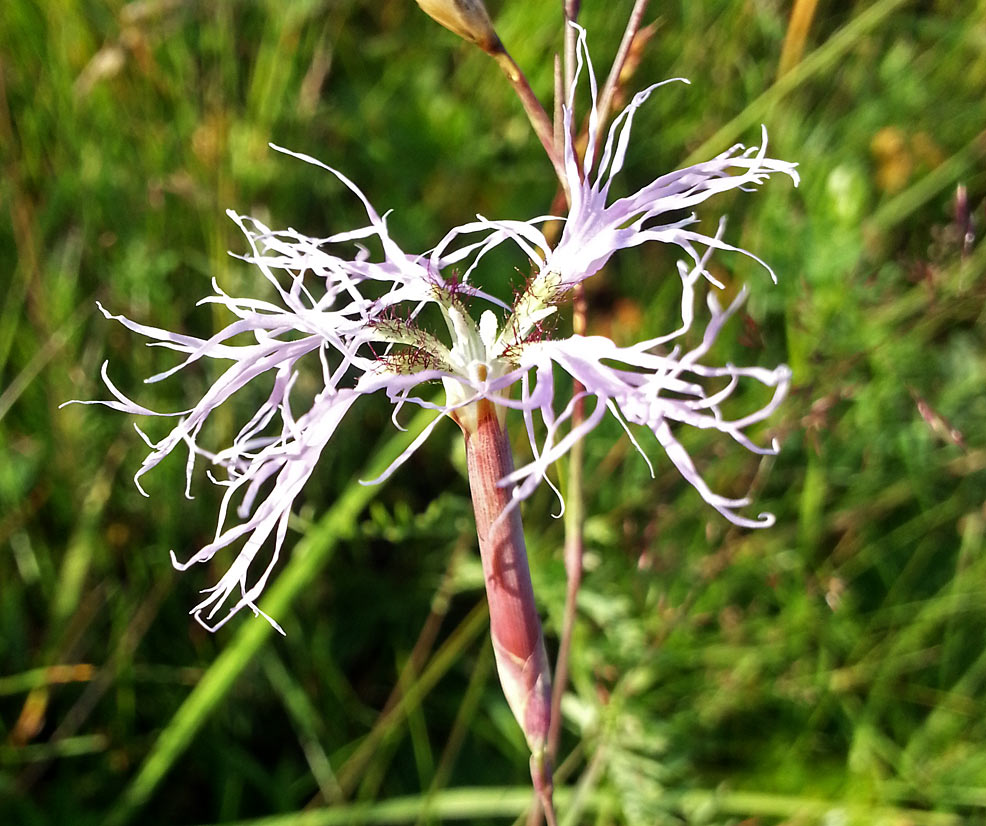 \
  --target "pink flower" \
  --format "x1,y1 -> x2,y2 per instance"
70,27 -> 797,632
